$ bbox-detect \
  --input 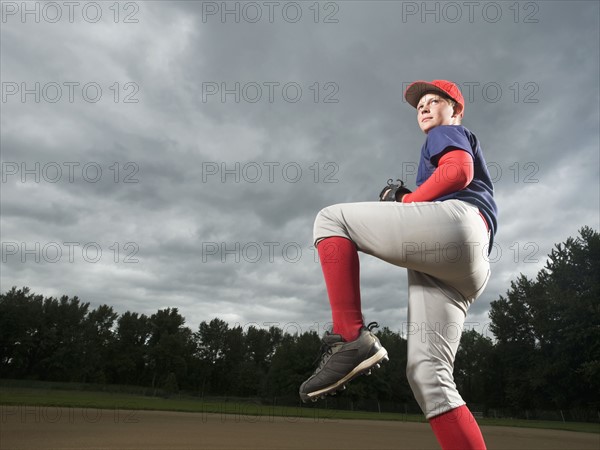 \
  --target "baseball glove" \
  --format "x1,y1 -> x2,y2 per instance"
379,178 -> 412,202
